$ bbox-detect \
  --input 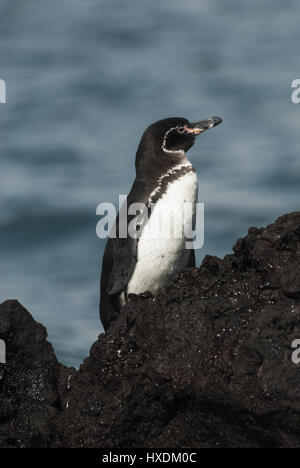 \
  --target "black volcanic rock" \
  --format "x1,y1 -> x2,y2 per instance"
1,212 -> 300,448
59,212 -> 300,448
0,301 -> 64,448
